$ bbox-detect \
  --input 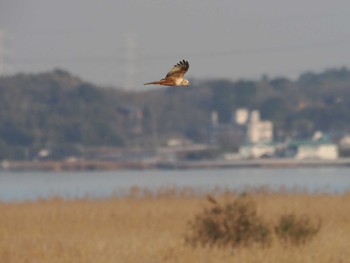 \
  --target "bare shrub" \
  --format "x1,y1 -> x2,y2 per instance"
185,194 -> 272,248
275,213 -> 322,246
